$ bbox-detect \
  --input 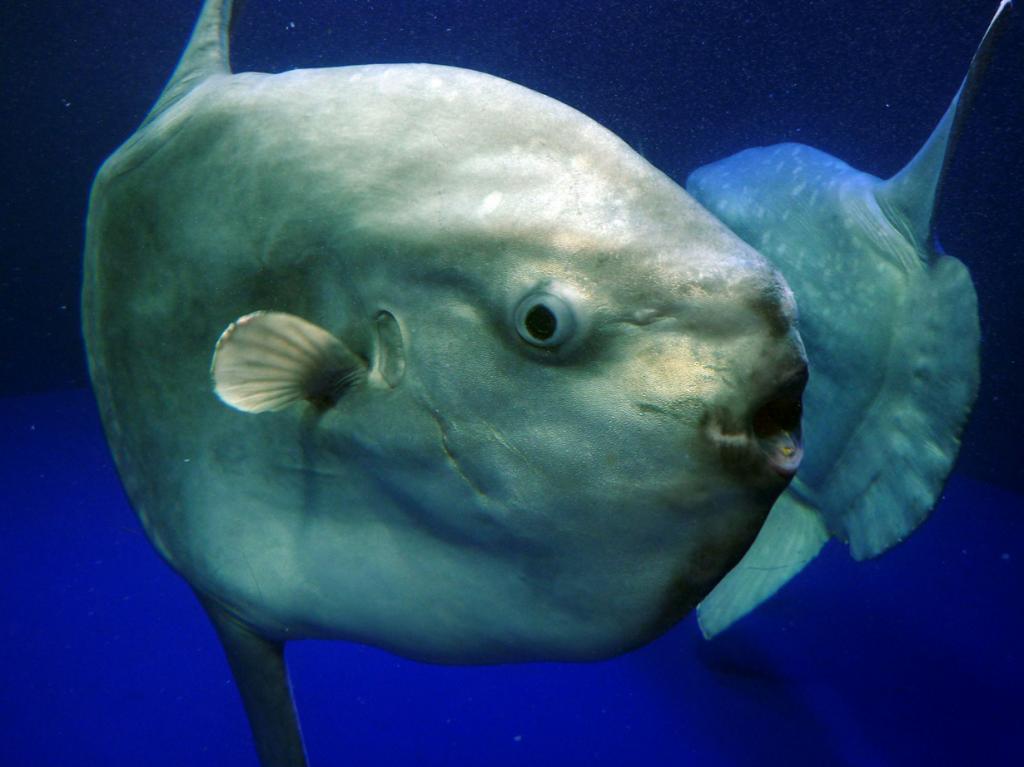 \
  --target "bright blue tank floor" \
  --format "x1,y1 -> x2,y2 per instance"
1,389 -> 1020,766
